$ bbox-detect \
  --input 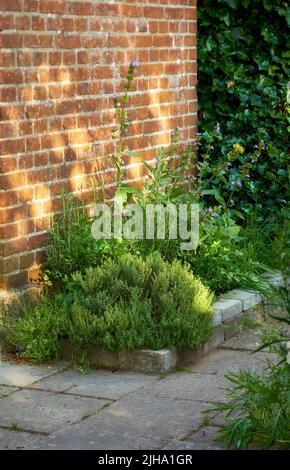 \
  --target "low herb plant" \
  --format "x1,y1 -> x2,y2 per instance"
1,293 -> 67,362
3,254 -> 214,369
